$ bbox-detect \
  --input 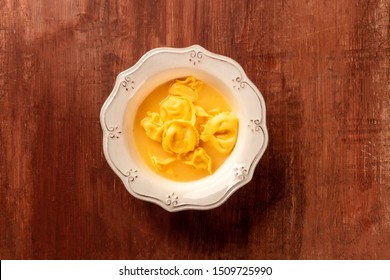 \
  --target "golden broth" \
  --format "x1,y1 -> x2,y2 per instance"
133,77 -> 238,182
